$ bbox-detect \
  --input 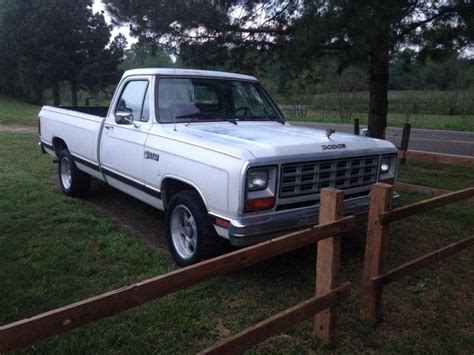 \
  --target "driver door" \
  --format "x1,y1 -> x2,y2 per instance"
100,78 -> 151,188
